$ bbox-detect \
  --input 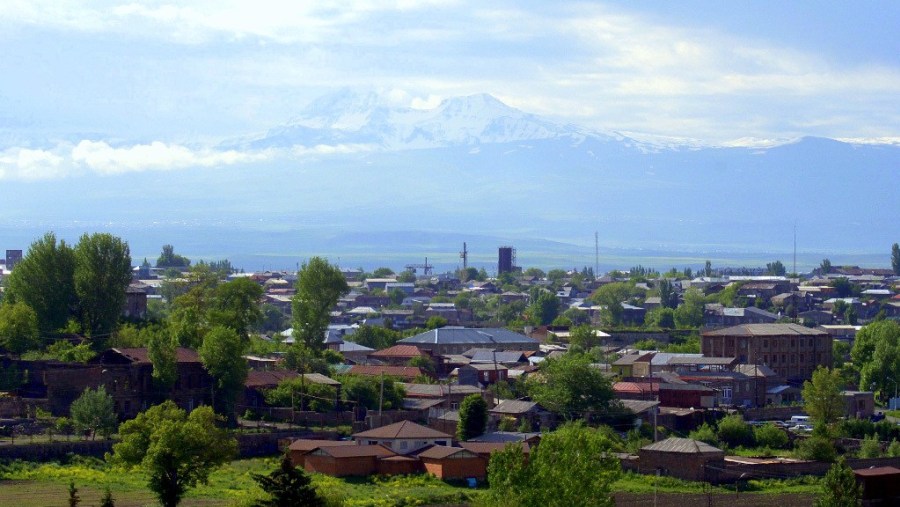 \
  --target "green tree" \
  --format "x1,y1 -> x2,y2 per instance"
425,316 -> 448,330
815,457 -> 860,507
68,482 -> 80,507
656,278 -> 678,309
73,233 -> 132,342
716,414 -> 754,448
527,291 -> 560,326
590,282 -> 633,326
4,232 -> 76,333
766,260 -> 786,276
893,243 -> 900,276
456,393 -> 488,441
858,434 -> 882,458
199,326 -> 248,420
803,367 -> 845,430
110,401 -> 236,507
208,277 -> 263,341
674,288 -> 705,328
527,353 -> 614,420
704,260 -> 713,277
486,422 -> 621,507
0,301 -> 41,356
645,307 -> 675,329
754,423 -> 789,449
854,321 -> 900,396
337,374 -> 405,411
292,257 -> 348,353
252,454 -> 324,507
156,244 -> 190,268
820,258 -> 833,274
99,486 -> 115,507
147,332 -> 178,390
70,386 -> 117,440
349,324 -> 402,350
688,423 -> 718,446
